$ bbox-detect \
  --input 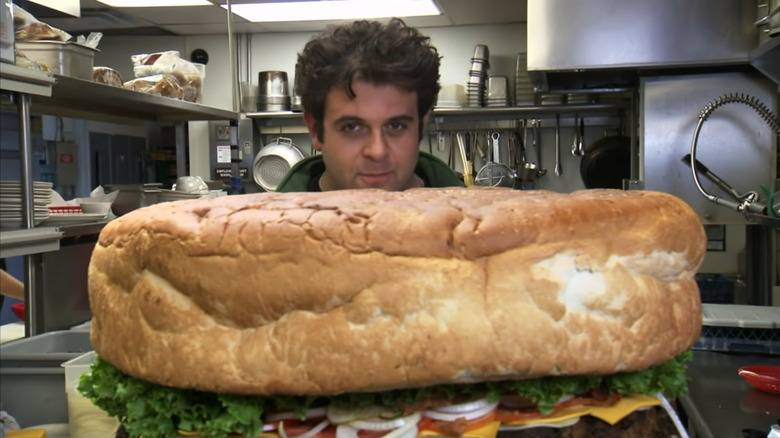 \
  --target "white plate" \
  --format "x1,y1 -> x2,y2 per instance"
0,197 -> 51,205
42,213 -> 107,224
